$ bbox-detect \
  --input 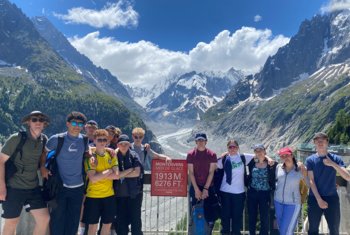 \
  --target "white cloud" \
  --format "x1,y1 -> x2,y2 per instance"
54,1 -> 138,29
321,0 -> 350,12
254,15 -> 262,22
69,27 -> 289,89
